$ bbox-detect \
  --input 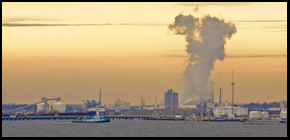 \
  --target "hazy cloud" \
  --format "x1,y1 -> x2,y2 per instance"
2,23 -> 167,27
226,54 -> 287,58
178,2 -> 253,7
233,20 -> 287,22
2,23 -> 113,27
2,16 -> 63,23
236,23 -> 287,32
119,23 -> 167,26
192,7 -> 199,12
161,54 -> 287,58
